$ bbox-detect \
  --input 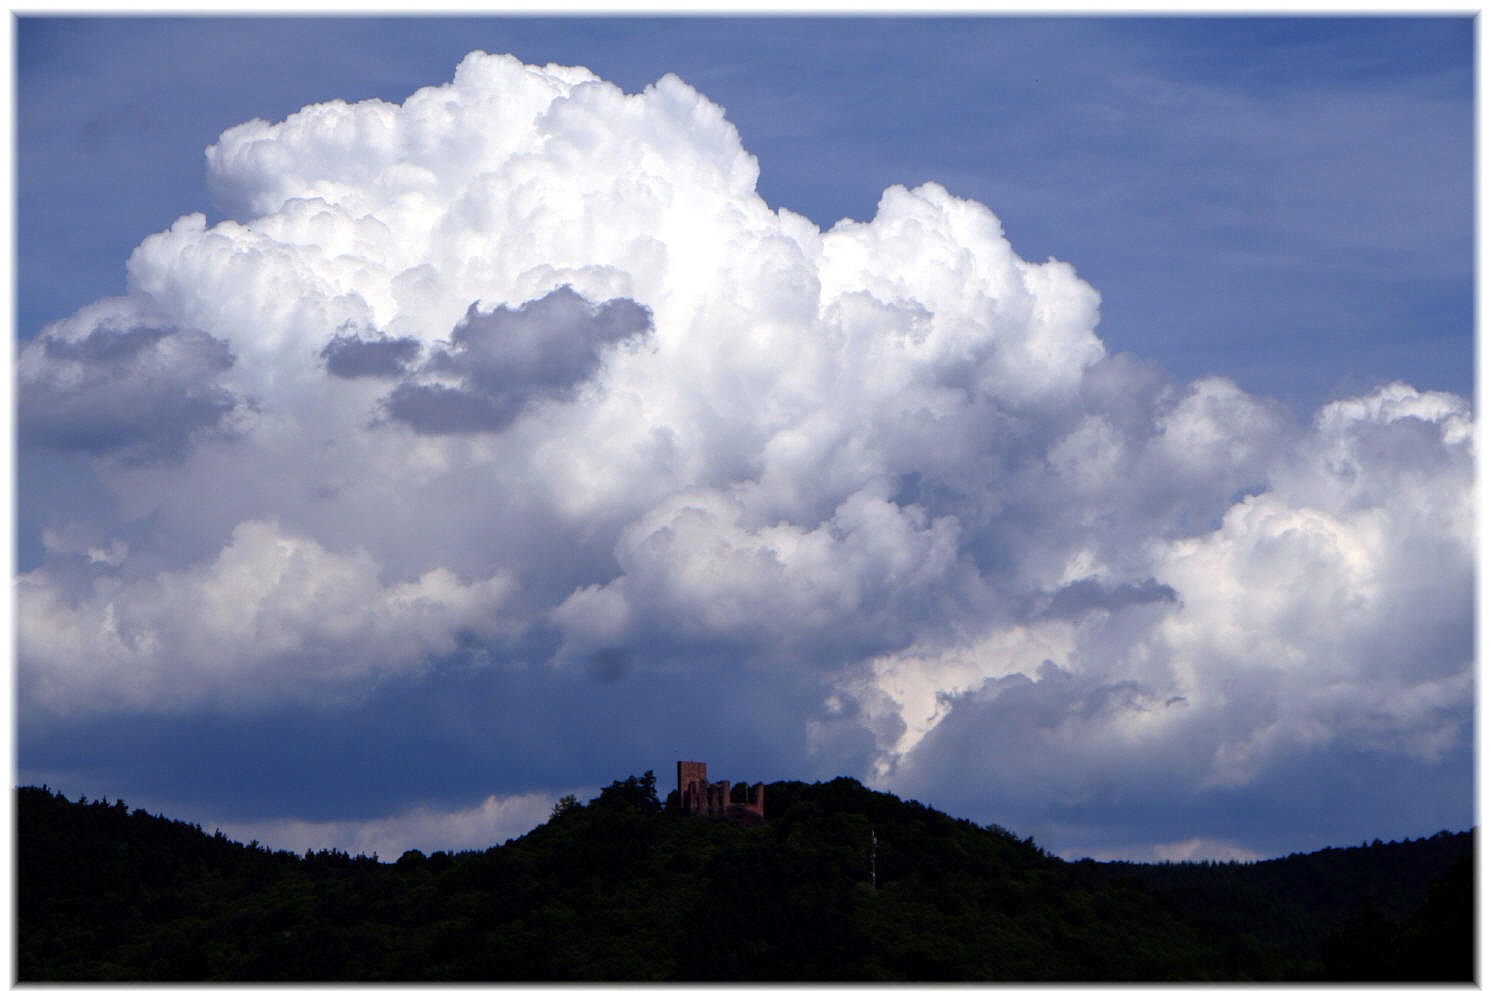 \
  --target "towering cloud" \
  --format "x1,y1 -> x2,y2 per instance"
16,52 -> 1473,858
